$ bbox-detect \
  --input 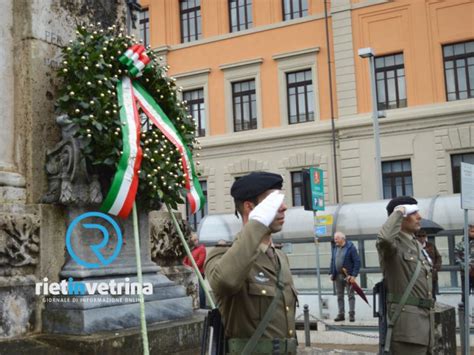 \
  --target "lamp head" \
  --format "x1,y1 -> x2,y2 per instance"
358,47 -> 375,58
